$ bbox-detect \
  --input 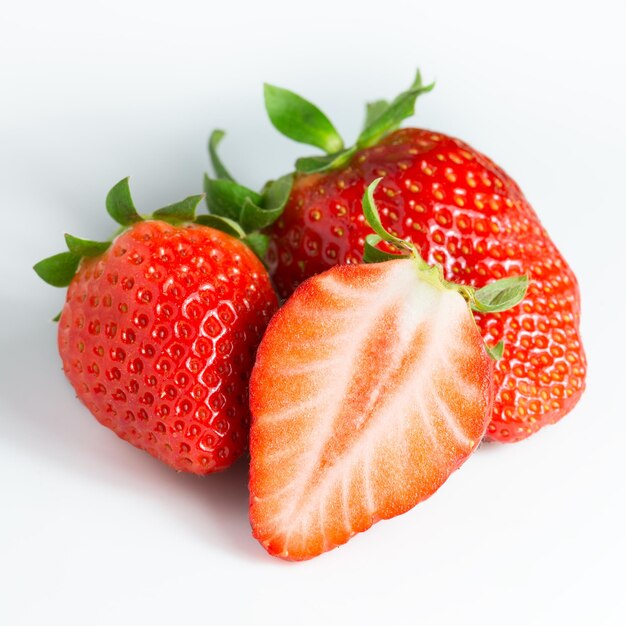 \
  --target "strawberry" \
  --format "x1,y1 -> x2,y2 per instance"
248,180 -> 527,560
34,178 -> 279,474
206,72 -> 586,443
